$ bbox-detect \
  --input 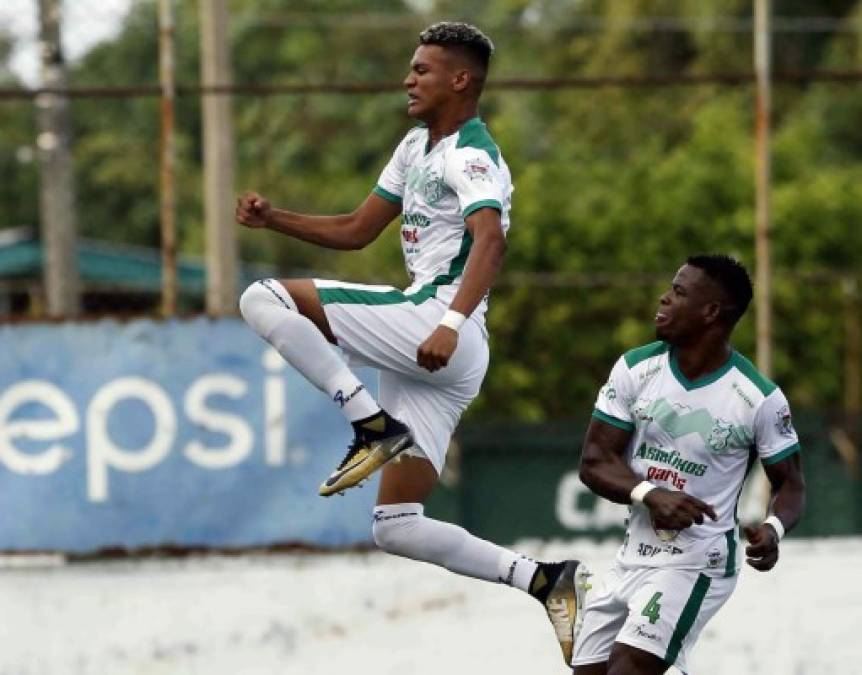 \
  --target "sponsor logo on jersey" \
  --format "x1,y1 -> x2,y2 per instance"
775,405 -> 795,437
634,443 -> 708,477
639,364 -> 662,382
637,542 -> 684,557
647,465 -> 688,490
633,625 -> 660,641
402,211 -> 430,228
601,381 -> 617,400
731,381 -> 756,408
